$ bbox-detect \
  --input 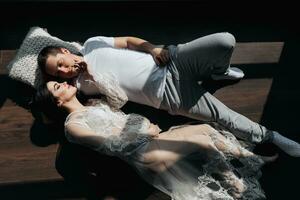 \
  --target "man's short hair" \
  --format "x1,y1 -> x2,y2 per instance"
6,26 -> 82,88
37,46 -> 63,75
